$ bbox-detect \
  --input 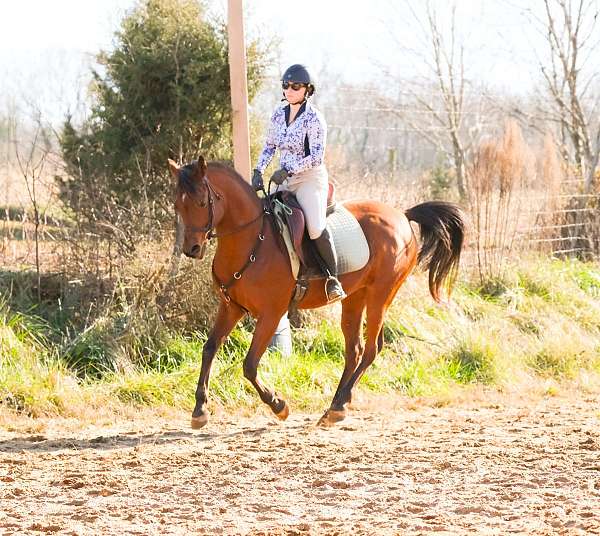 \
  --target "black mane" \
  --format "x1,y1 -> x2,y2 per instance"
177,160 -> 255,196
